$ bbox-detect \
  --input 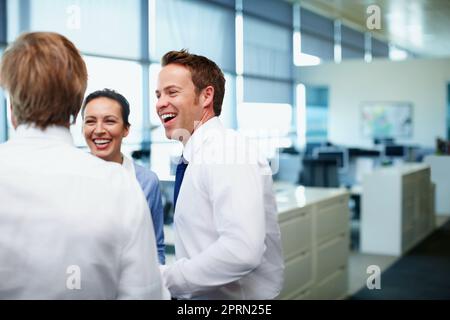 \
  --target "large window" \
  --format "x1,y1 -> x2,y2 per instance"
299,7 -> 334,61
372,36 -> 389,59
29,0 -> 142,60
341,25 -> 365,60
237,102 -> 292,158
2,0 -> 311,167
154,0 -> 235,73
0,0 -> 6,44
243,17 -> 292,86
242,0 -> 292,81
305,86 -> 329,144
240,0 -> 294,156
